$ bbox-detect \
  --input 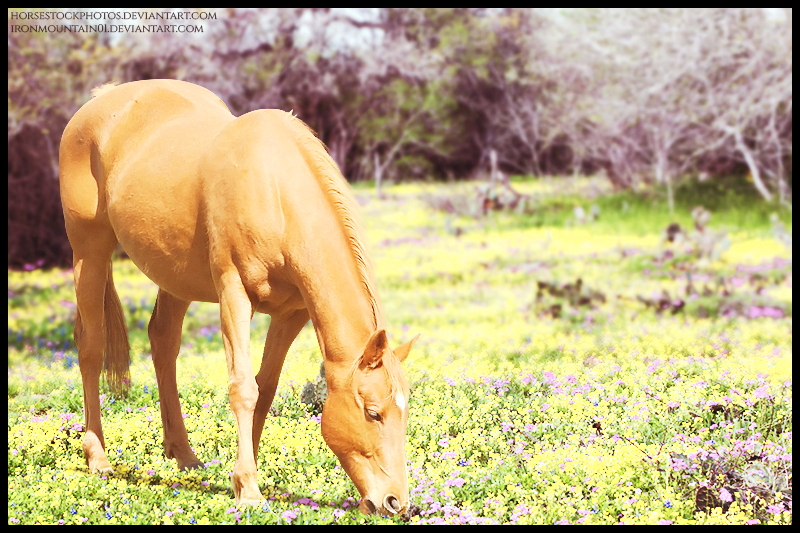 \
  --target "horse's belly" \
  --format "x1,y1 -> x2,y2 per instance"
123,237 -> 218,304
107,174 -> 218,303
